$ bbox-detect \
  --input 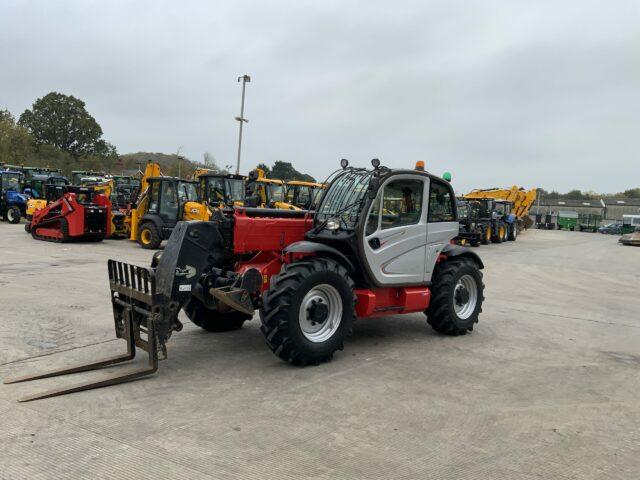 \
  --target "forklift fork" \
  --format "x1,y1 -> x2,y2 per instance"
4,261 -> 162,402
